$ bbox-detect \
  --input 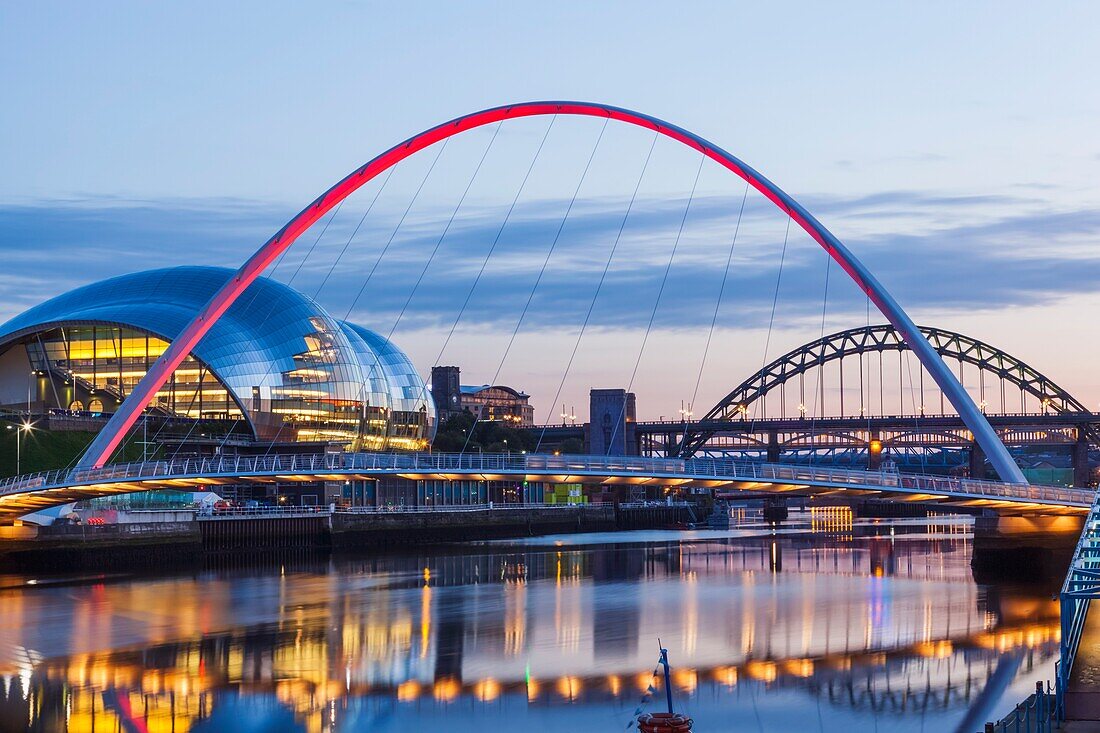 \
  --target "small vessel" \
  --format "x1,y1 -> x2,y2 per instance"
637,646 -> 693,732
